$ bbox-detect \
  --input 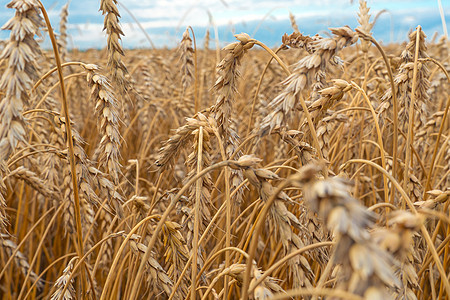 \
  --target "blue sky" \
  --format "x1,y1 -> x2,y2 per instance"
0,0 -> 448,49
